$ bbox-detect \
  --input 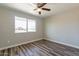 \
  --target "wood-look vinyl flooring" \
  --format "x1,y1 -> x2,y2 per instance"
0,39 -> 79,56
